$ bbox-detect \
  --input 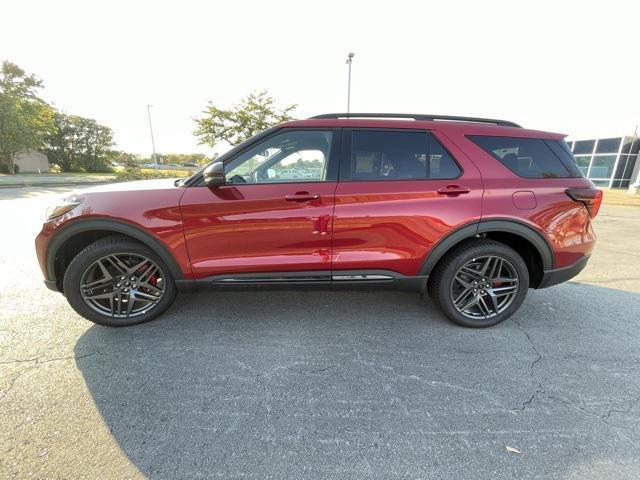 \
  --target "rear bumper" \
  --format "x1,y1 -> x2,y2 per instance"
537,255 -> 589,289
